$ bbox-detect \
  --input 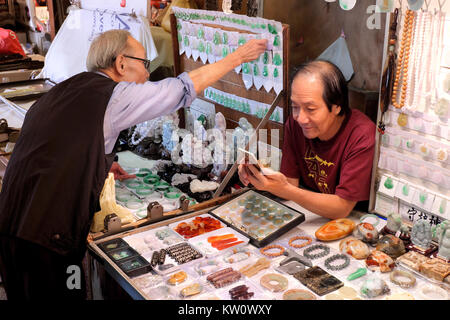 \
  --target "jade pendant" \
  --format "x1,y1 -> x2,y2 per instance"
213,31 -> 221,45
243,63 -> 250,74
419,192 -> 427,204
439,199 -> 446,214
253,64 -> 259,76
263,52 -> 269,64
402,185 -> 409,196
273,53 -> 282,66
197,28 -> 205,39
347,268 -> 367,281
273,35 -> 280,47
397,113 -> 408,127
263,66 -> 269,77
177,32 -> 182,43
198,41 -> 205,53
273,68 -> 279,78
222,32 -> 228,44
384,177 -> 394,189
183,35 -> 189,47
222,46 -> 229,58
238,36 -> 247,46
206,42 -> 212,55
